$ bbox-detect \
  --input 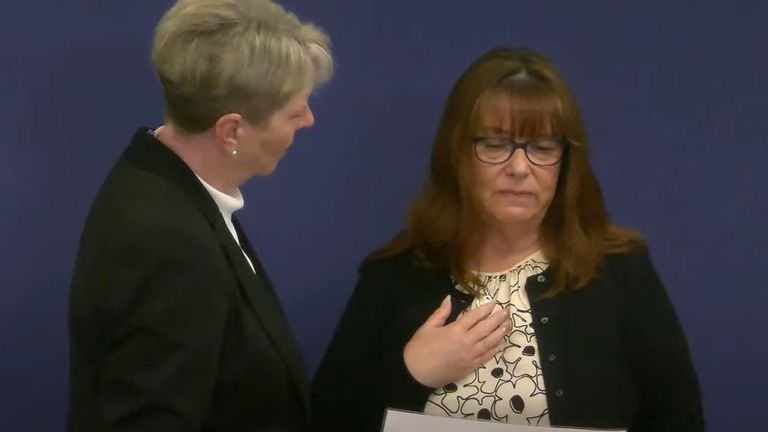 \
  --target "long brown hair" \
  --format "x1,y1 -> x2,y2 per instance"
369,47 -> 644,296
